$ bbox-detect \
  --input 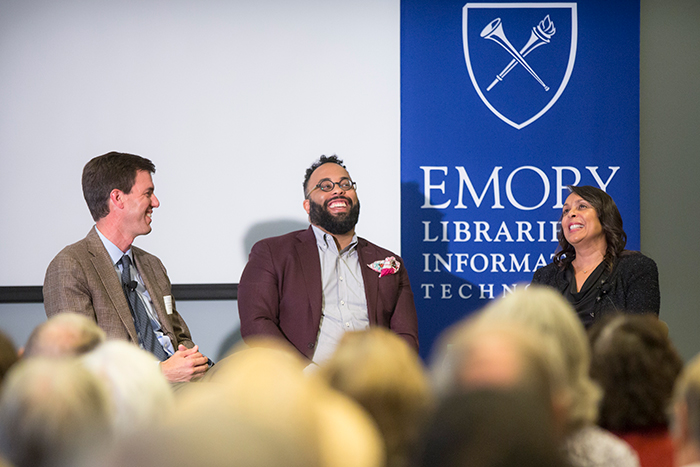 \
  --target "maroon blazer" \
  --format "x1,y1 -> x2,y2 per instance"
238,226 -> 419,359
